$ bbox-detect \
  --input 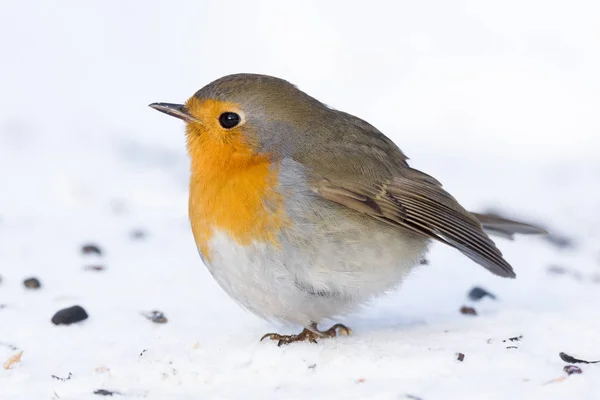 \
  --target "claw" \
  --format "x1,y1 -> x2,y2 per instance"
260,333 -> 280,342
